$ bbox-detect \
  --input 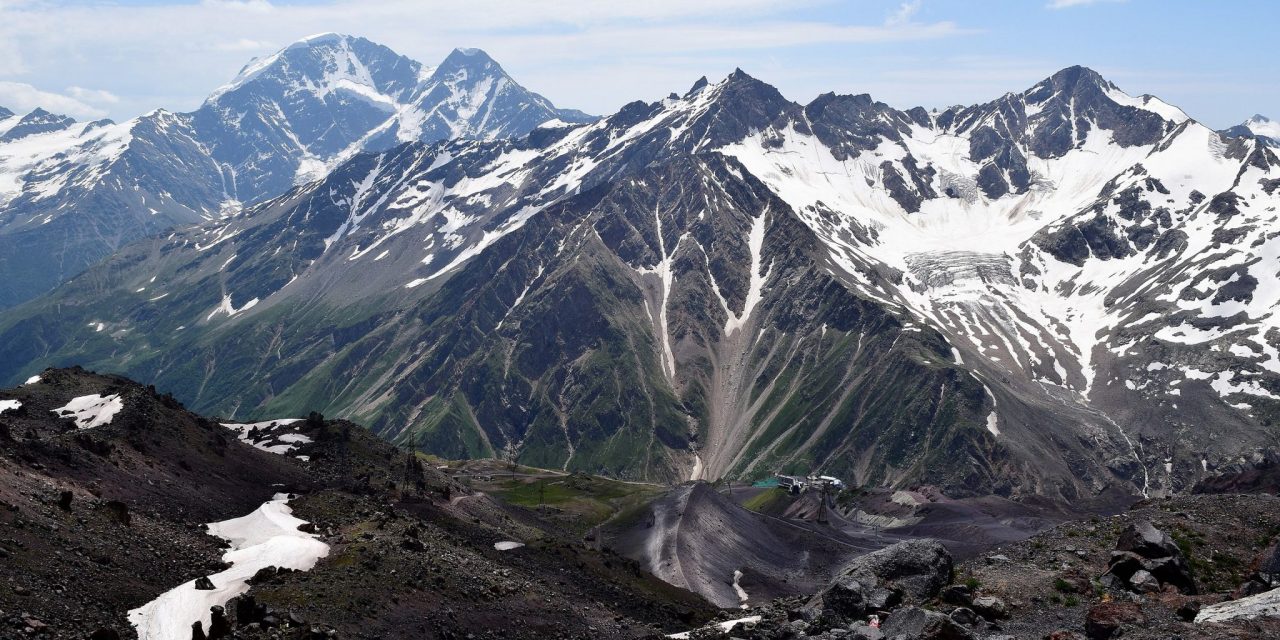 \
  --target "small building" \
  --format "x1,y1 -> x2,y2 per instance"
774,474 -> 845,494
